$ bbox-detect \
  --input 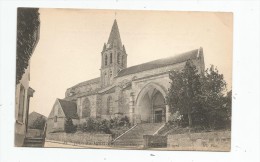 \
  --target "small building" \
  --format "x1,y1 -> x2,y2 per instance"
47,99 -> 79,133
28,111 -> 47,129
